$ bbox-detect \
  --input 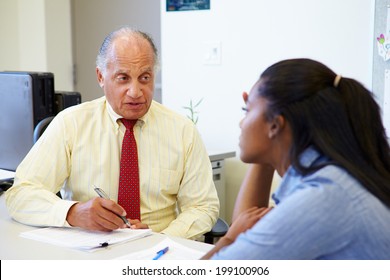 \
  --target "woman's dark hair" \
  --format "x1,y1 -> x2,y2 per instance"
257,58 -> 390,207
